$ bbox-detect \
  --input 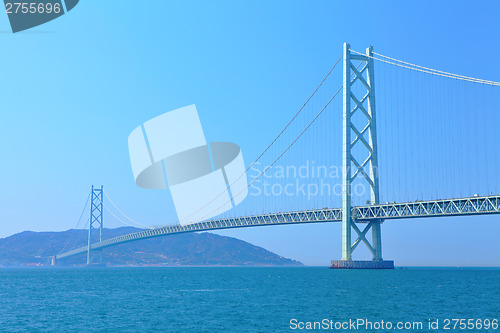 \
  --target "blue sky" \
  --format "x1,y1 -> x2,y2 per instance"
0,1 -> 499,266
